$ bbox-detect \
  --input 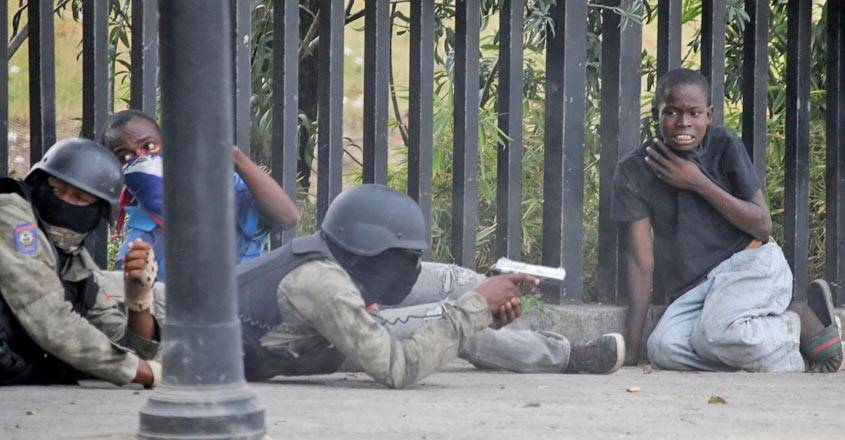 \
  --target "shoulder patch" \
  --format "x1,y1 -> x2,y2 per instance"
13,222 -> 39,256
